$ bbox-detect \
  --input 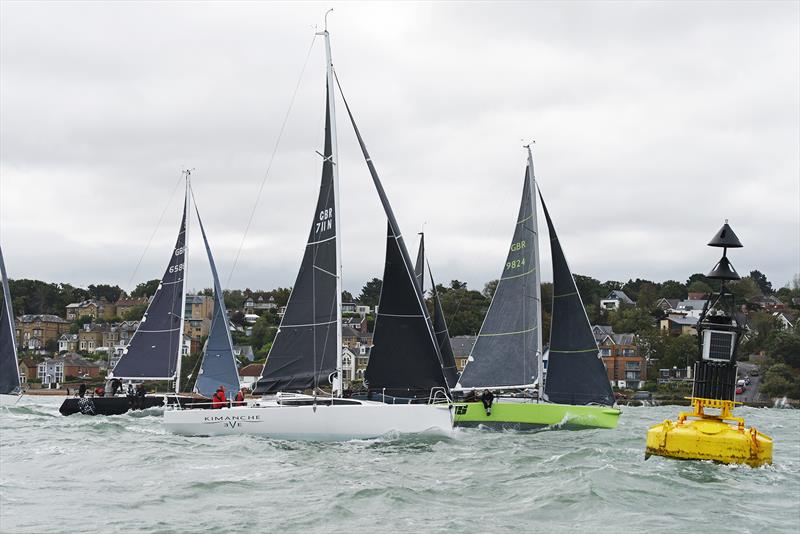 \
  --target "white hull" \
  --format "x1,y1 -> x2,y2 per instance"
163,400 -> 453,441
